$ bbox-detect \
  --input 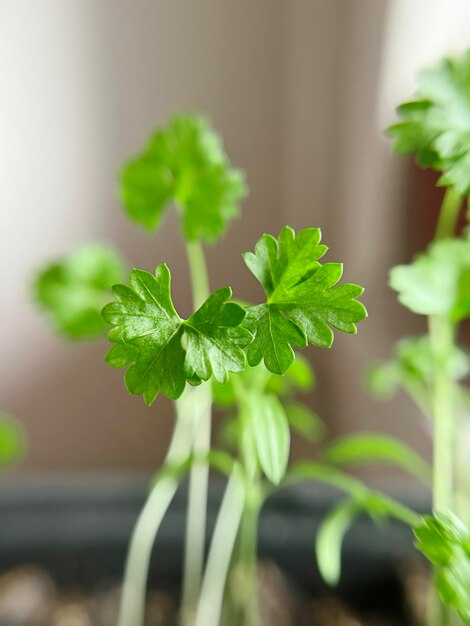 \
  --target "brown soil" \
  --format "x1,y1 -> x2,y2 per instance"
0,562 -> 426,626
